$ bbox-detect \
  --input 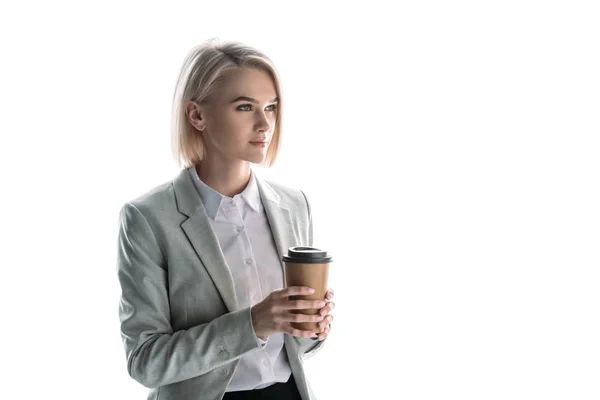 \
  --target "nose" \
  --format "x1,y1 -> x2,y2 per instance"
254,110 -> 272,132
